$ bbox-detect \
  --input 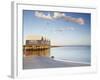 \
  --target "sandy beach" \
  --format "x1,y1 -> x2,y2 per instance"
23,56 -> 90,69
